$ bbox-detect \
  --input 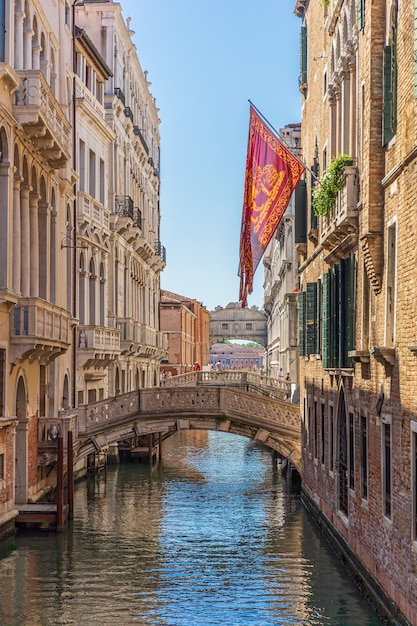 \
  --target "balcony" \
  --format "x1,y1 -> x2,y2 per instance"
123,106 -> 134,123
13,70 -> 71,168
114,87 -> 126,106
10,298 -> 71,364
77,325 -> 120,369
133,126 -> 149,155
319,166 -> 359,263
113,194 -> 134,234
